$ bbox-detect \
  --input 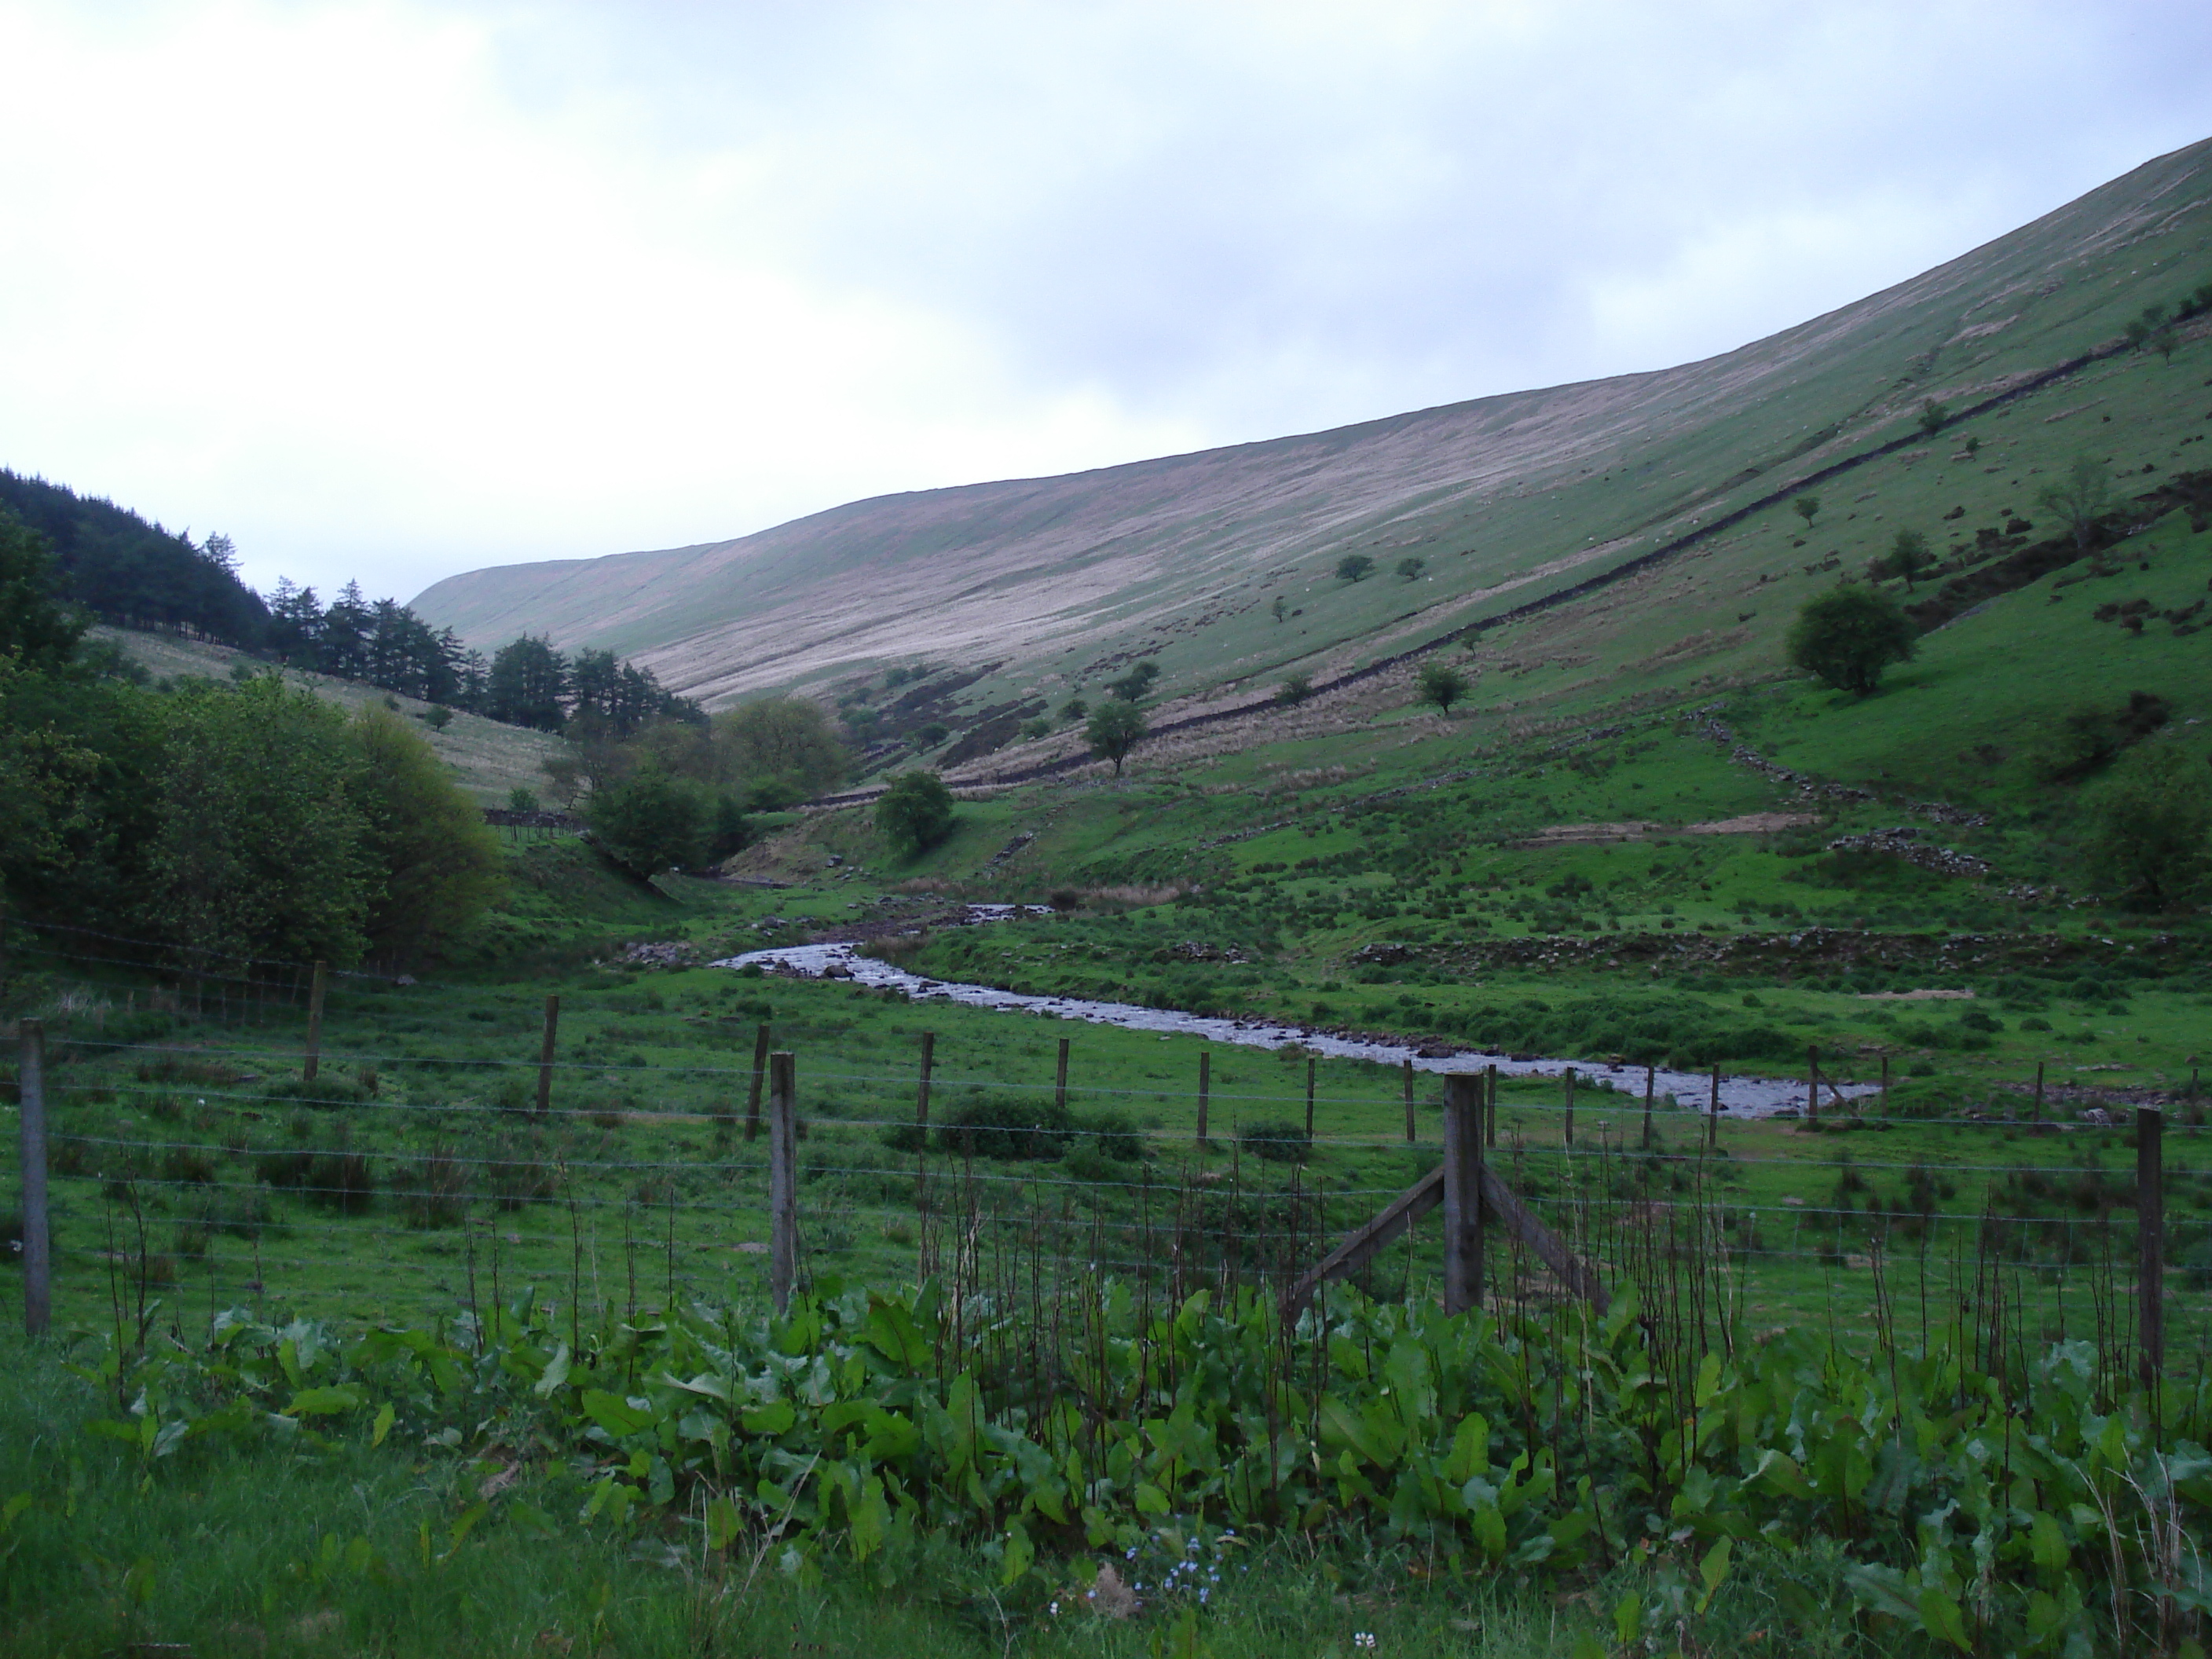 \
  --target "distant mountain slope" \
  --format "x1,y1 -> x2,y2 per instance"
412,138 -> 2212,726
